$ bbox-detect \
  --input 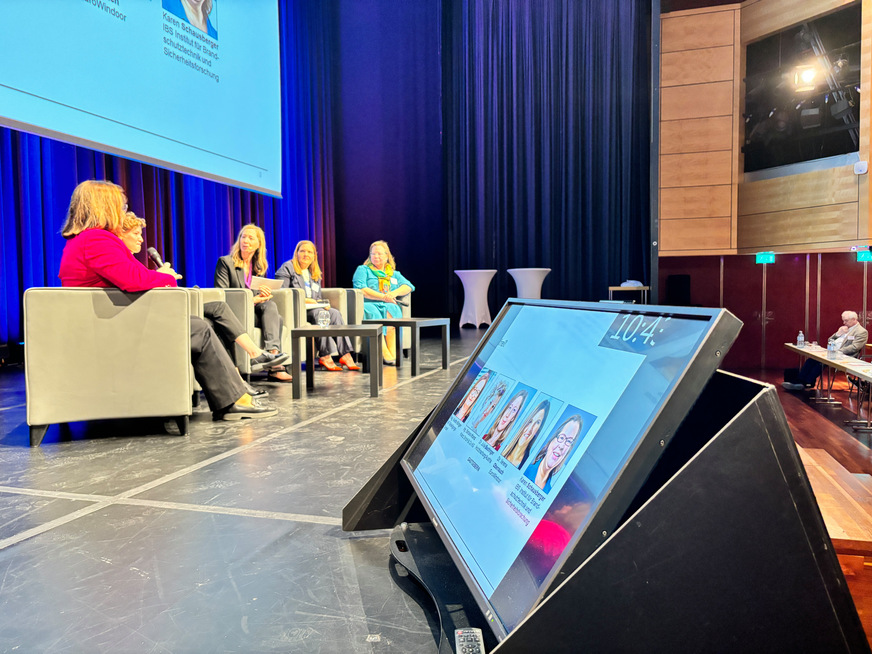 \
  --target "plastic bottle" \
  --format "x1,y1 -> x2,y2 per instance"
797,331 -> 805,348
827,337 -> 837,360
